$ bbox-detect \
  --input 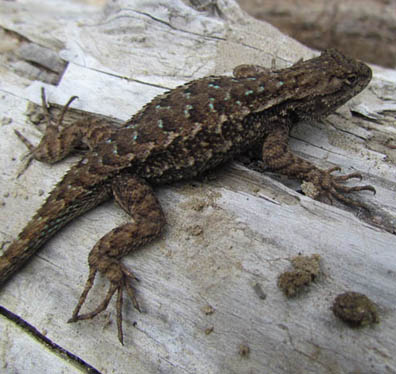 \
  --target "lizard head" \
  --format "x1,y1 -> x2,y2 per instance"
293,49 -> 372,120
